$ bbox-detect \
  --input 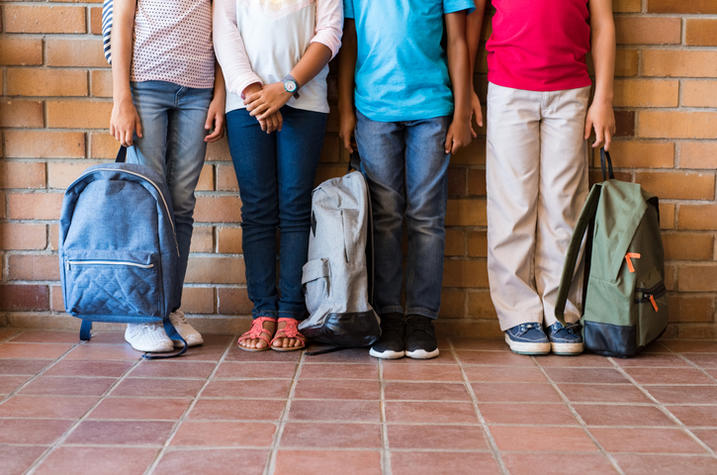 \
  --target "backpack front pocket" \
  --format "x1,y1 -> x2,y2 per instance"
63,250 -> 162,317
634,281 -> 668,347
302,258 -> 330,315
